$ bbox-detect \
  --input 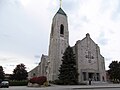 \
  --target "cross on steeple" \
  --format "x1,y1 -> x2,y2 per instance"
60,0 -> 62,7
85,51 -> 94,63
